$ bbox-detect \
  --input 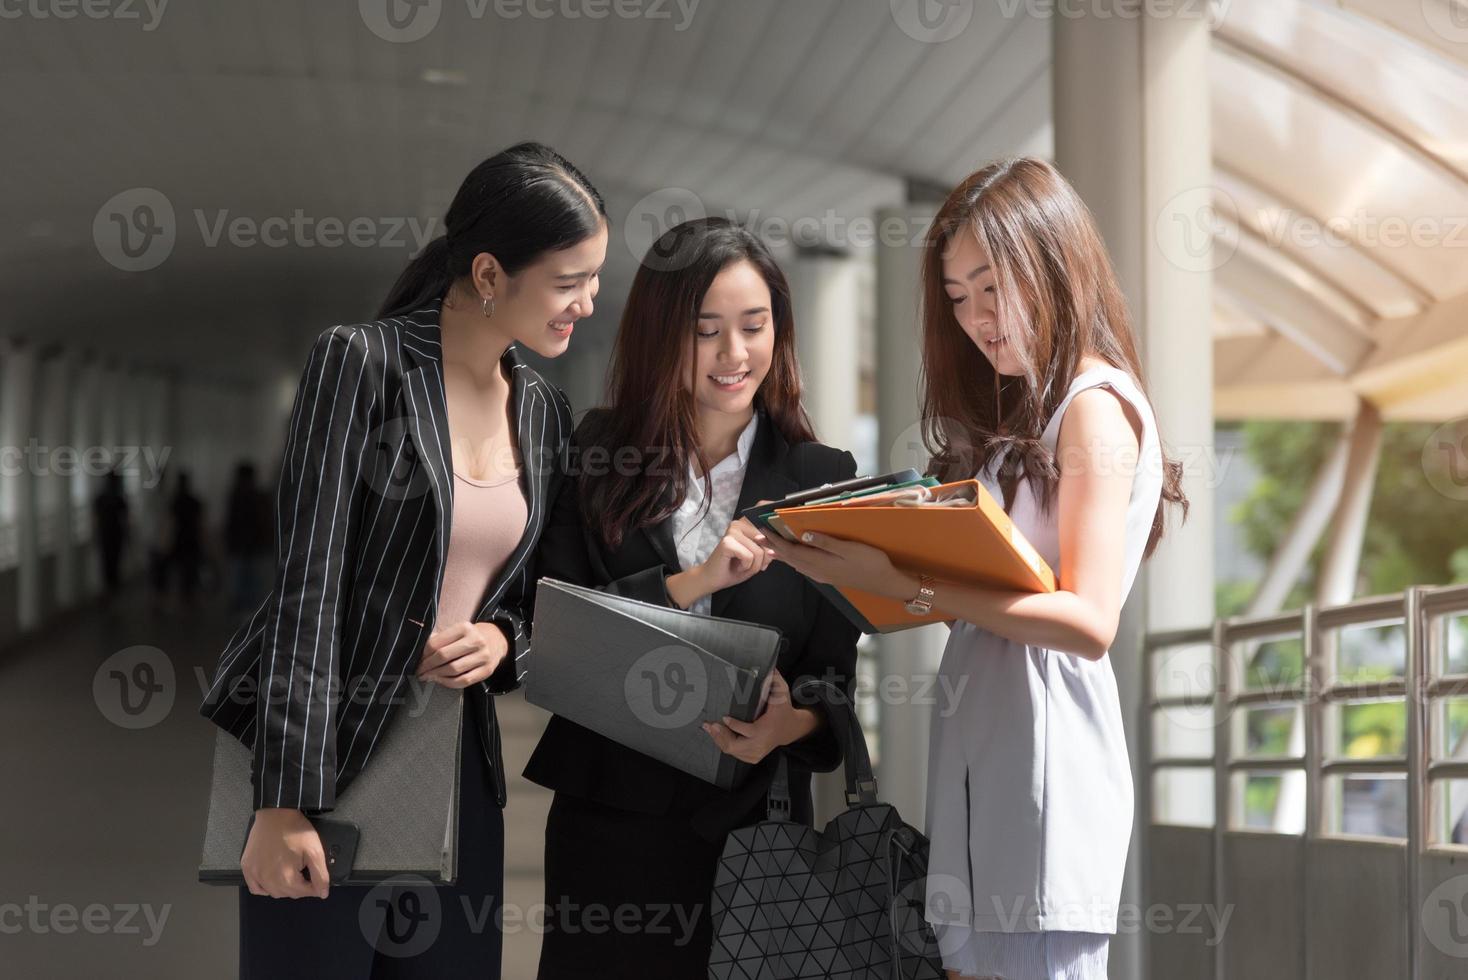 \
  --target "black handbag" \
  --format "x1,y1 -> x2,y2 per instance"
707,679 -> 945,979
